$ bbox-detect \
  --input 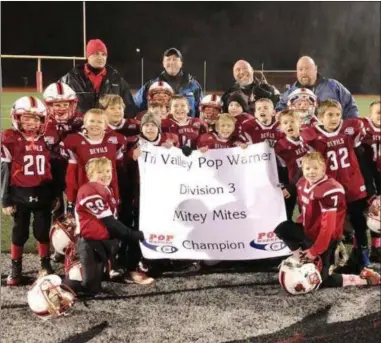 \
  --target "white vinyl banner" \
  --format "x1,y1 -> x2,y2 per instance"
138,142 -> 290,260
